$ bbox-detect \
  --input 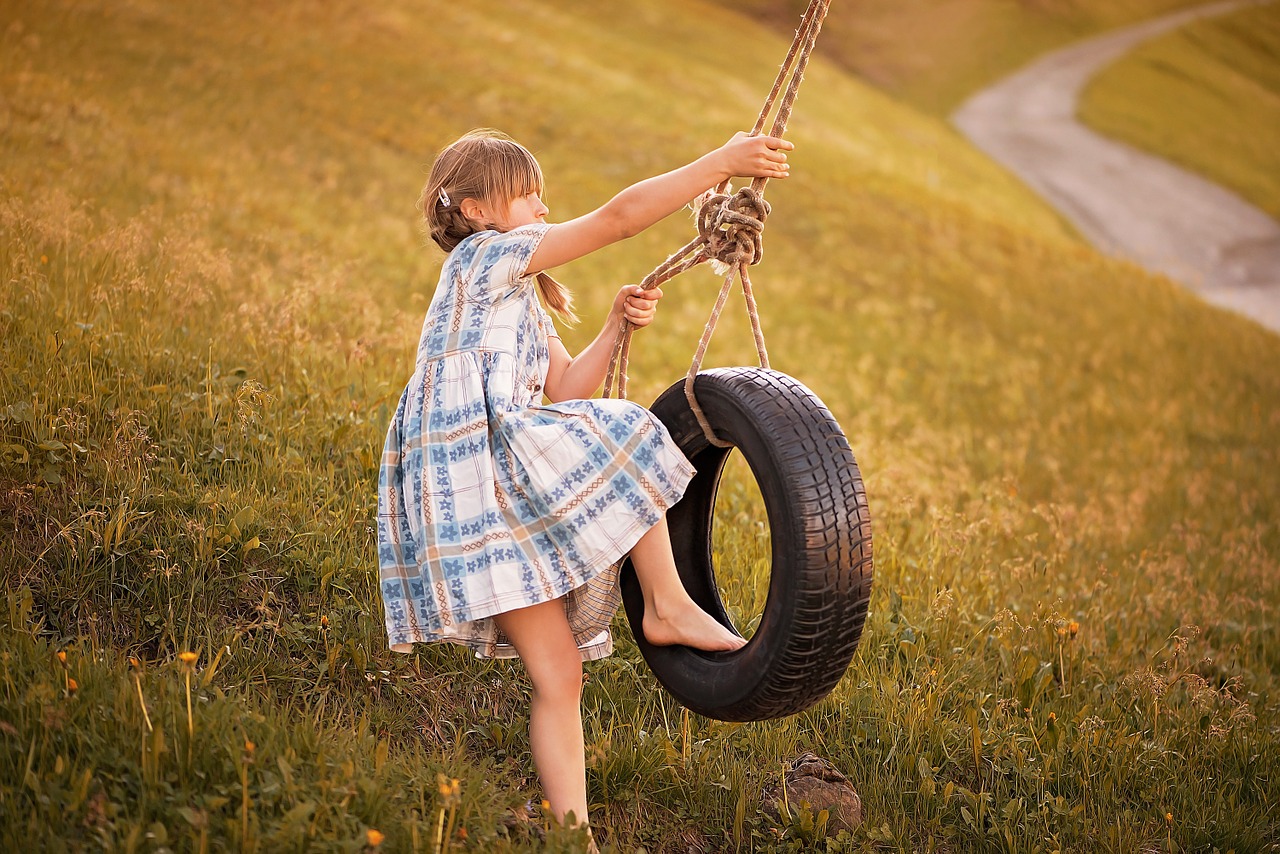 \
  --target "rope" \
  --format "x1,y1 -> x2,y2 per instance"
603,0 -> 831,447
